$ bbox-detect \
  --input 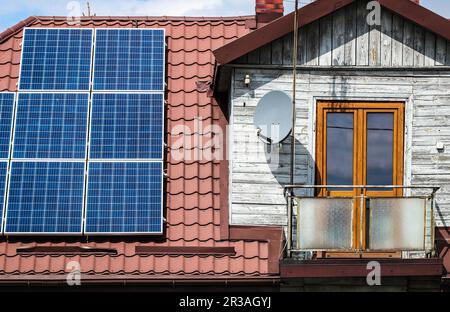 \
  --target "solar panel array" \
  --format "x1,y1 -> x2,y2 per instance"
0,28 -> 165,235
